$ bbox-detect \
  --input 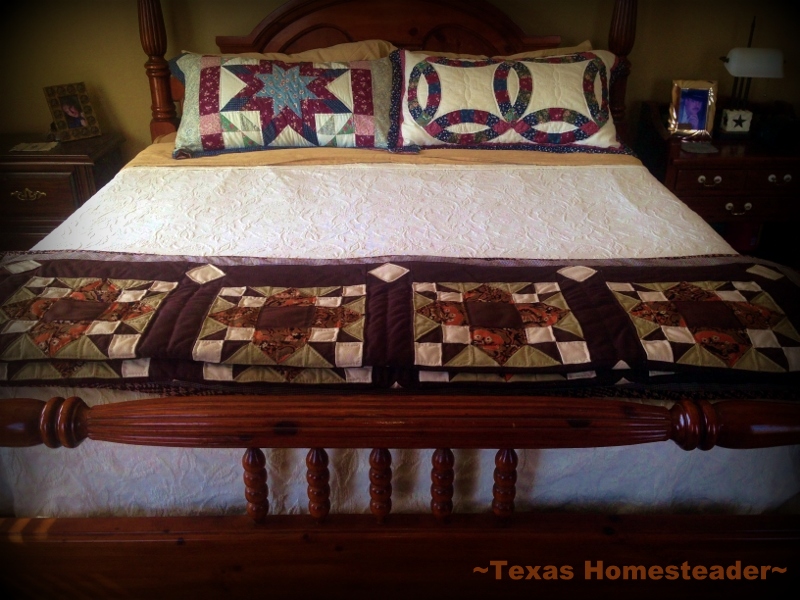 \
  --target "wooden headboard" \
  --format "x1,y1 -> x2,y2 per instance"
138,0 -> 637,141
